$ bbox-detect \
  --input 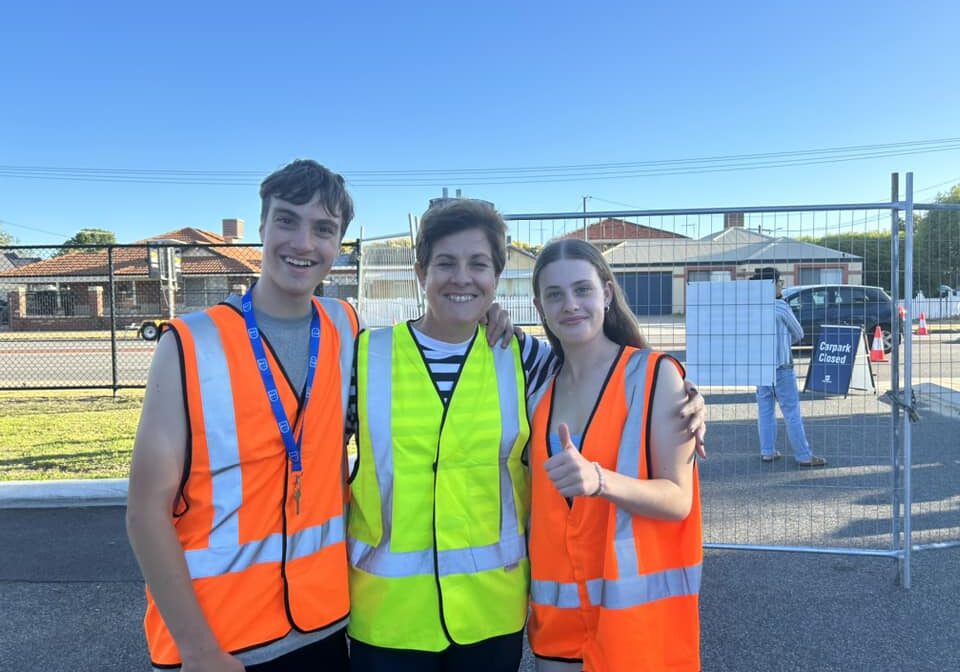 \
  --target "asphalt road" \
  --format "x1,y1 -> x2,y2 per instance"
1,506 -> 958,671
2,329 -> 957,389
0,336 -> 156,387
